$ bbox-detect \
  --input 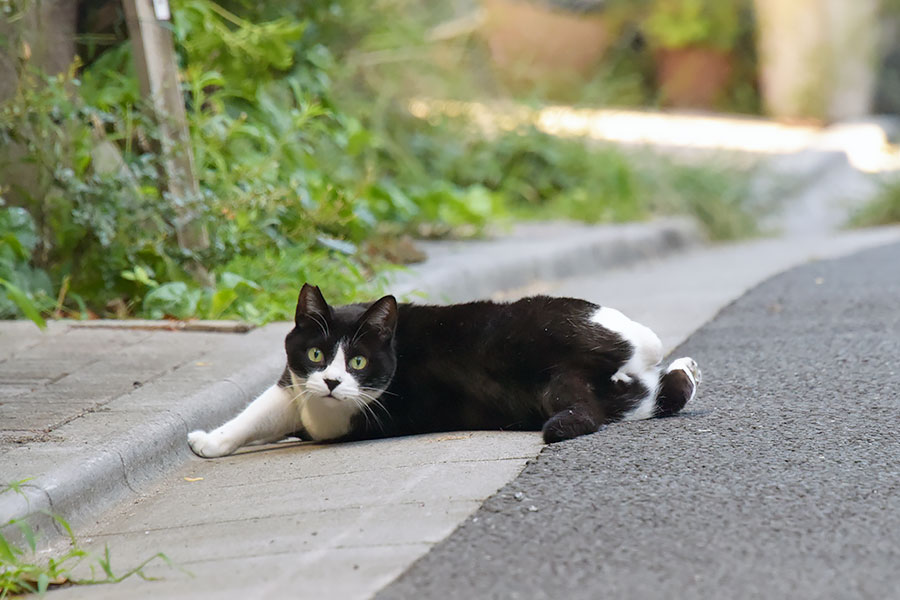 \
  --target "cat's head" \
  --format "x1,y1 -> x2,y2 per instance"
284,283 -> 398,409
